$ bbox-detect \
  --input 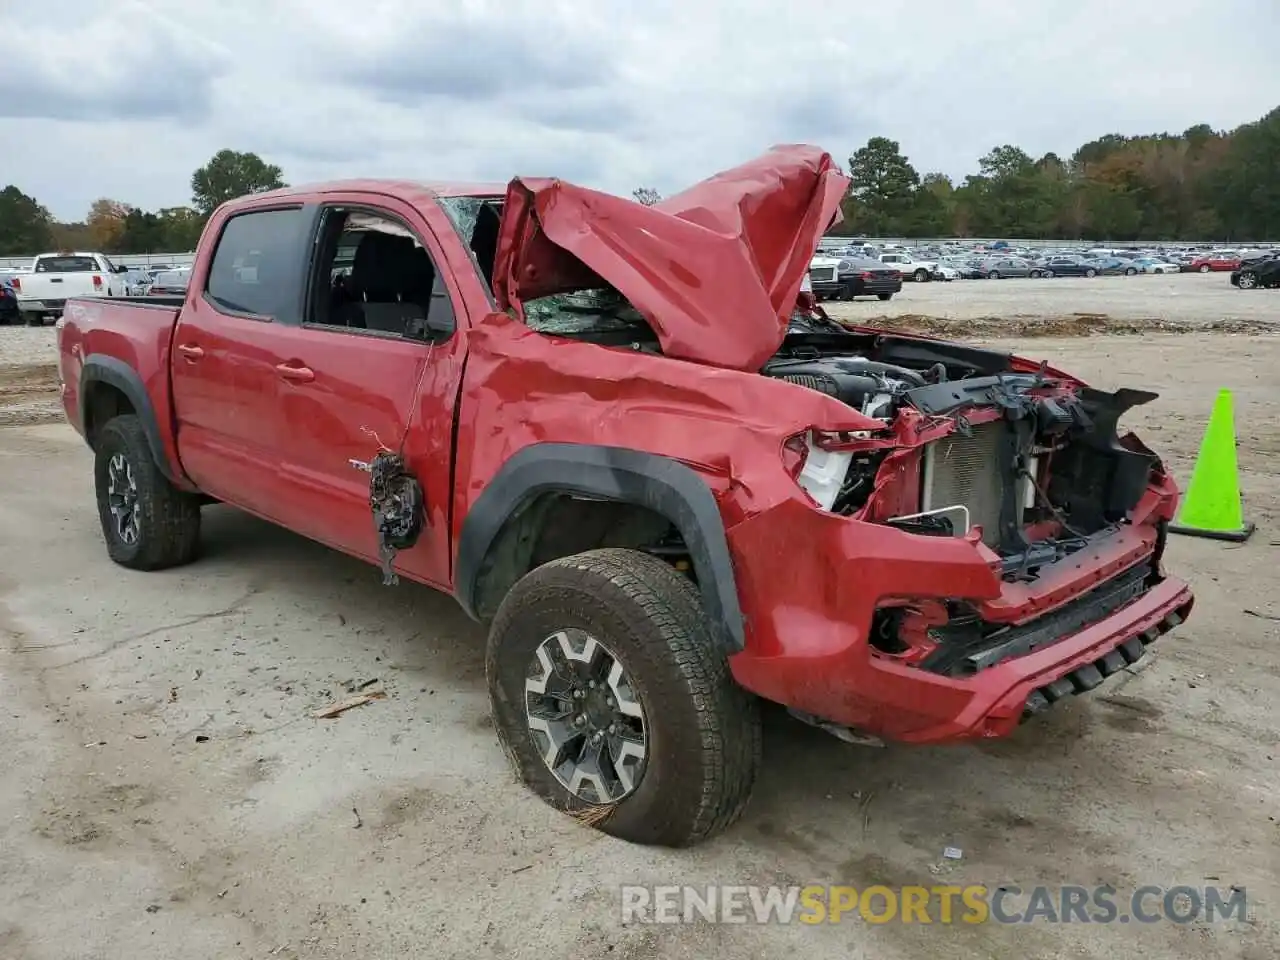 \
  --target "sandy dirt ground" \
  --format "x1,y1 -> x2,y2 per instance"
0,278 -> 1277,959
